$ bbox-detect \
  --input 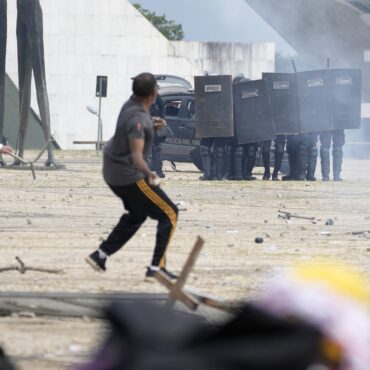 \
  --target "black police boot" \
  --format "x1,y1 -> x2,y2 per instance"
233,146 -> 244,181
282,150 -> 297,181
262,151 -> 271,181
272,151 -> 284,181
320,148 -> 330,181
333,146 -> 343,181
224,145 -> 233,180
296,144 -> 308,181
306,145 -> 318,181
215,145 -> 225,181
199,145 -> 213,181
245,146 -> 257,181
